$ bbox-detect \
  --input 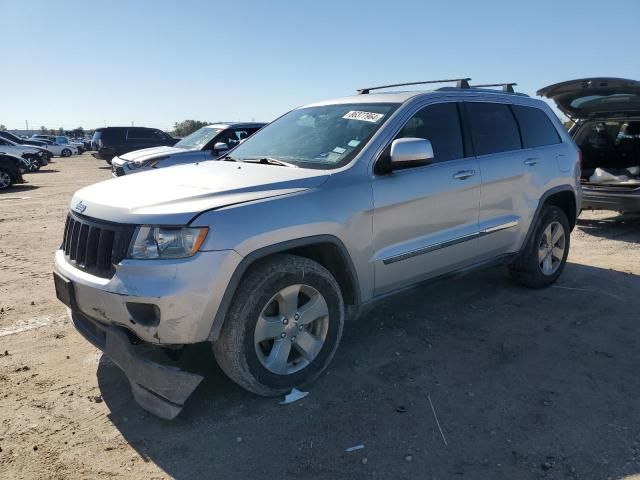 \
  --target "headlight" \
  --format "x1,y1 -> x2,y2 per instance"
128,226 -> 208,259
128,157 -> 168,170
